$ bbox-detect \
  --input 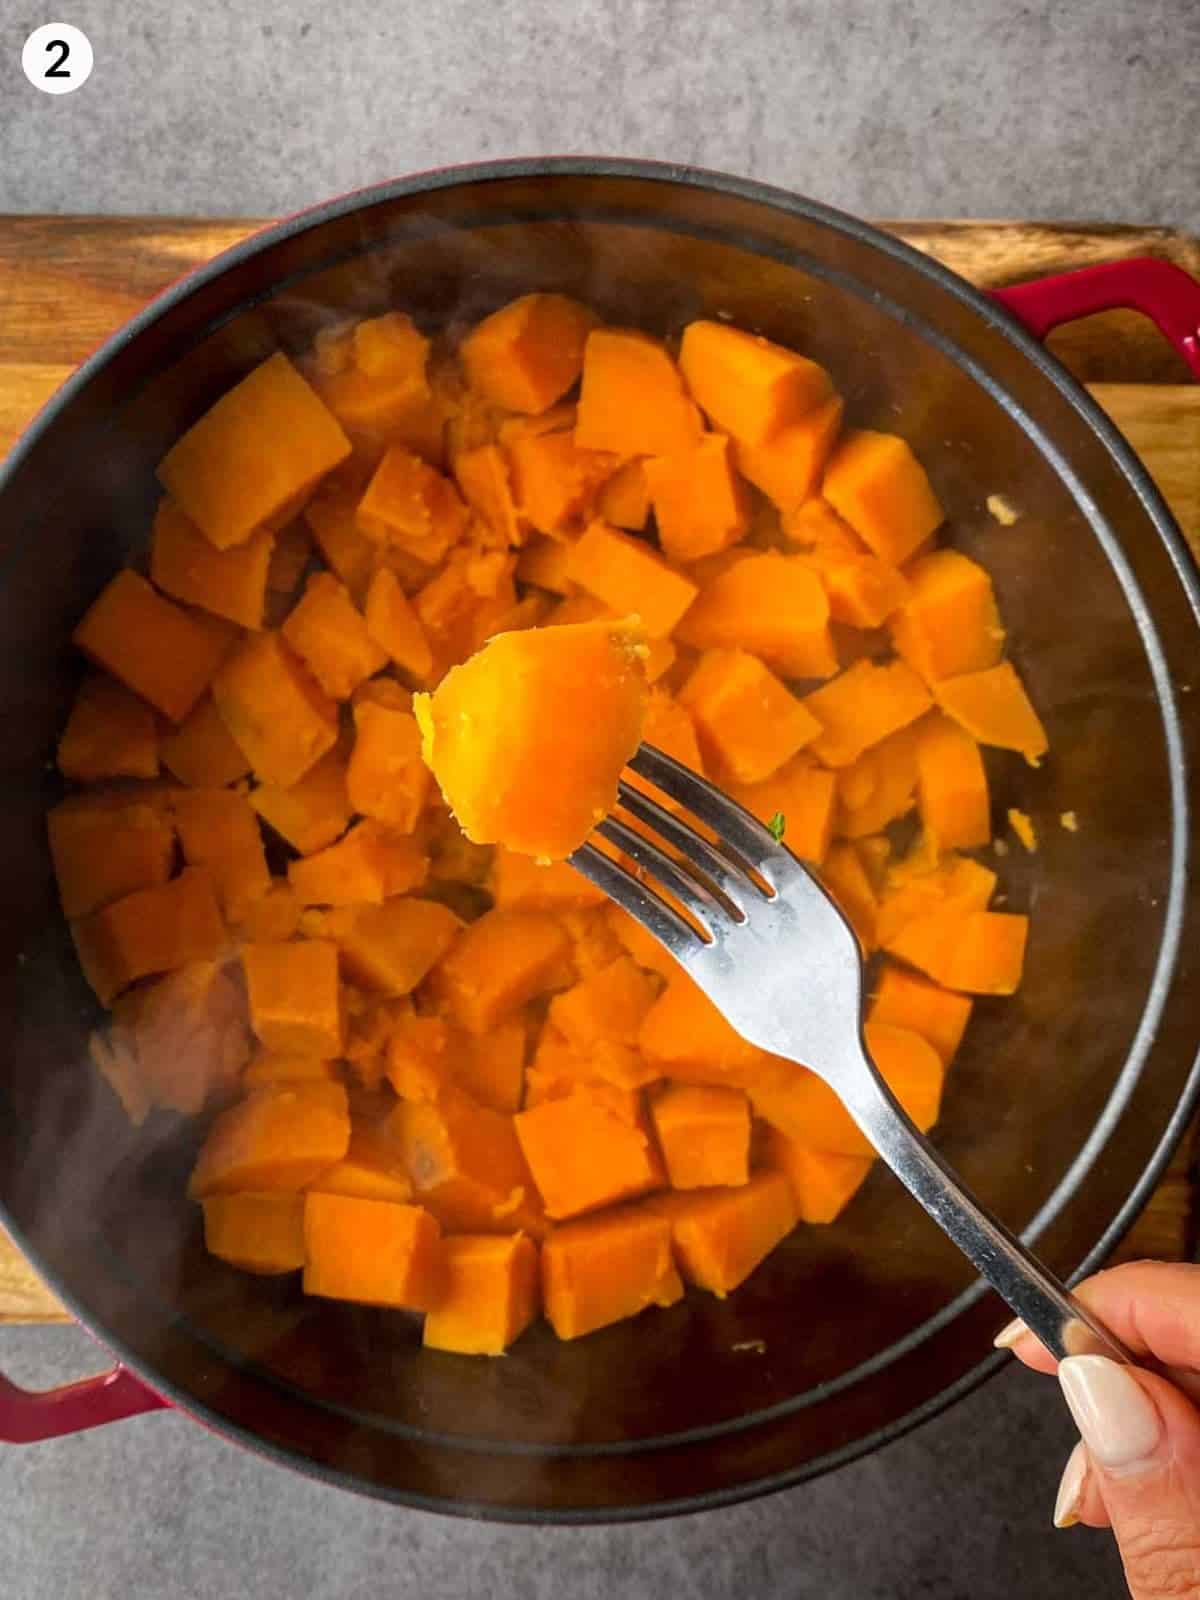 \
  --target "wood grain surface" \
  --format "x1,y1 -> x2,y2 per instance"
0,214 -> 1196,1323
